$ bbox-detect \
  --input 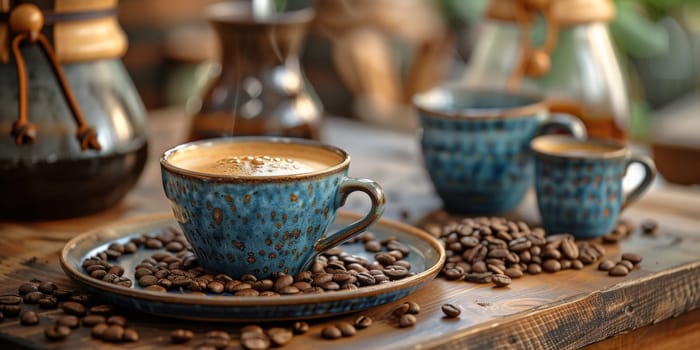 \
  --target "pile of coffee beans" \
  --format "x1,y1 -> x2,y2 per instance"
391,301 -> 421,328
81,227 -> 415,297
598,253 -> 643,277
5,279 -> 139,343
423,216 -> 645,287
